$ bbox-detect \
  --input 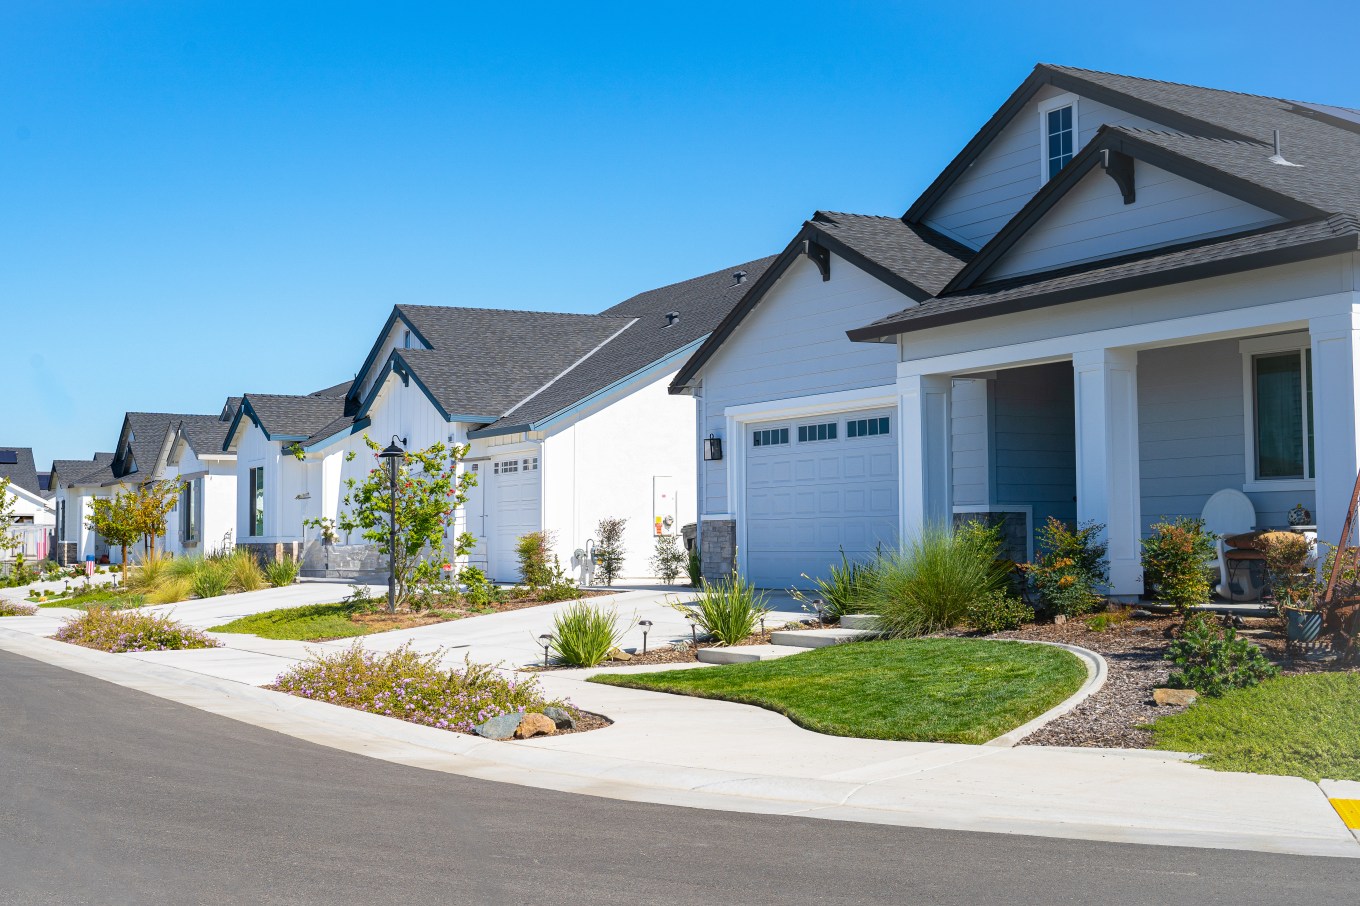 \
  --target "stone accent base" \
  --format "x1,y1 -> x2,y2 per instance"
235,540 -> 303,565
700,518 -> 736,584
300,541 -> 386,576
